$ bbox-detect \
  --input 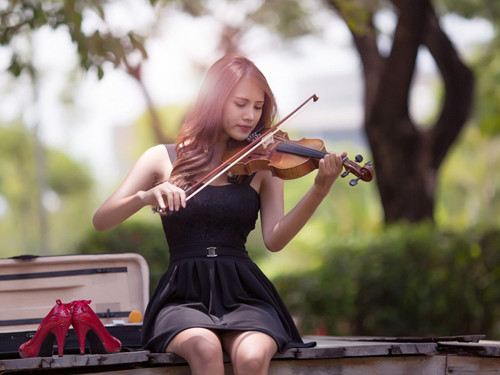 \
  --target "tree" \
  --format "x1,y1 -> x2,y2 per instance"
328,0 -> 475,223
